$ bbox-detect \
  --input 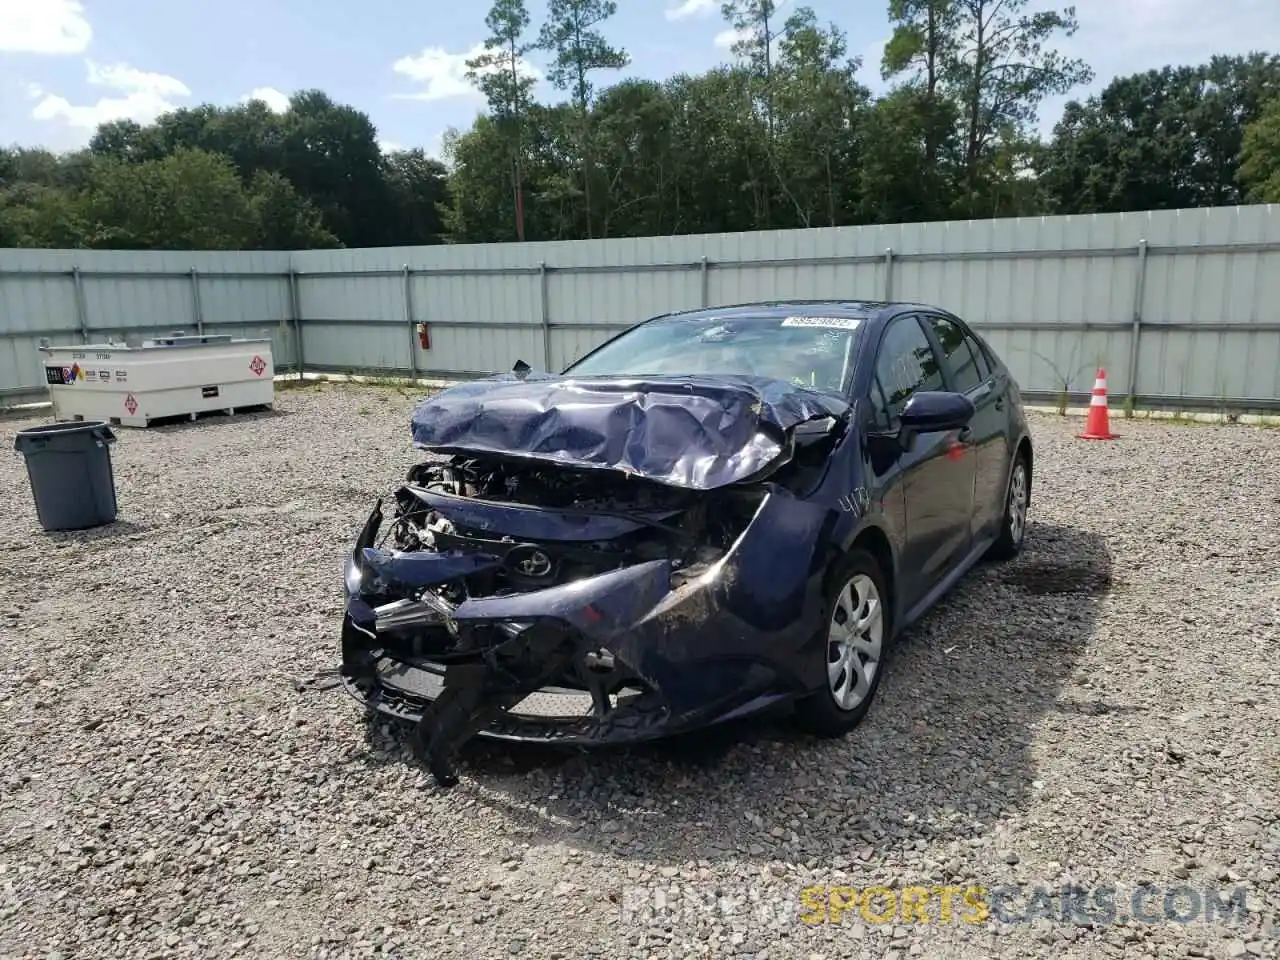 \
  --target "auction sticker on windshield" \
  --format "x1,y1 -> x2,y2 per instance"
780,316 -> 863,329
